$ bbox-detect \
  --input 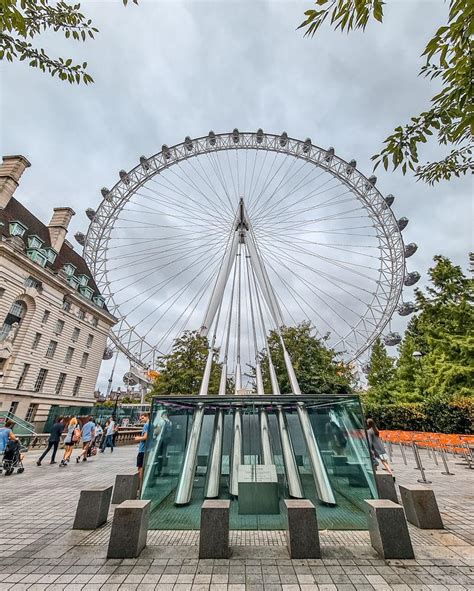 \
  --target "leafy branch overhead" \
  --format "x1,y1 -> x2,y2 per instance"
299,0 -> 473,184
0,0 -> 137,84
